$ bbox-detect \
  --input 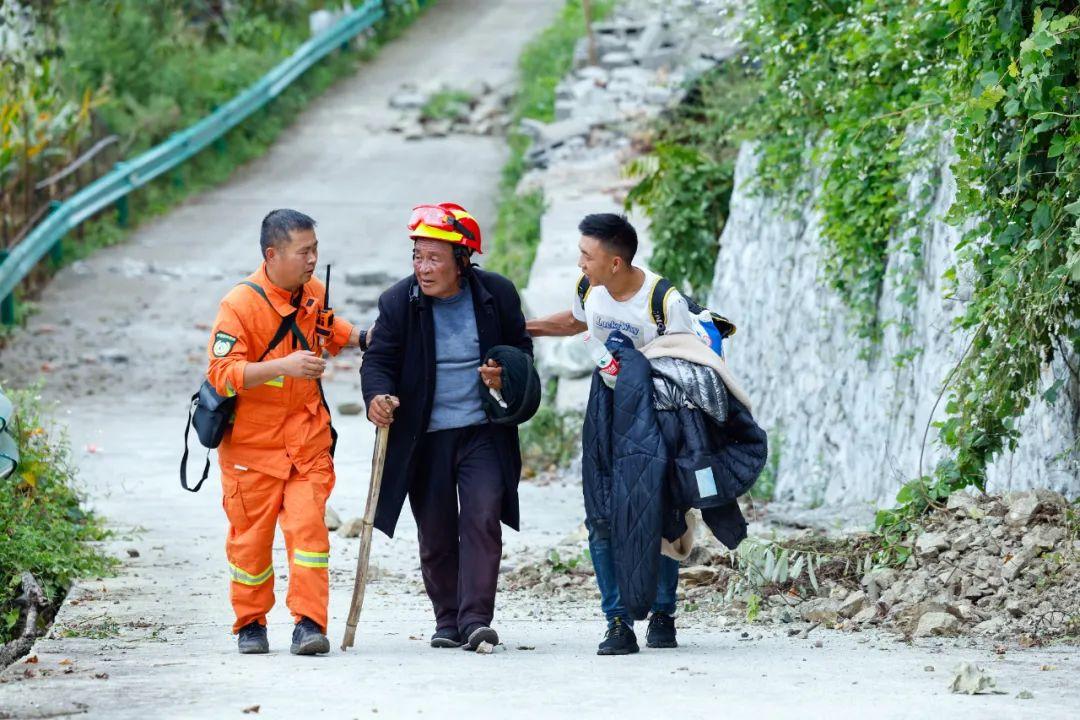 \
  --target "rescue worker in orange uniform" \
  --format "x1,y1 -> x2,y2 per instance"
205,208 -> 368,655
